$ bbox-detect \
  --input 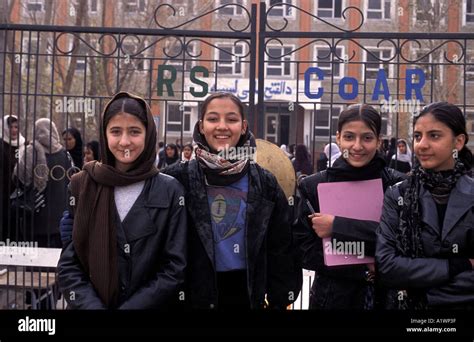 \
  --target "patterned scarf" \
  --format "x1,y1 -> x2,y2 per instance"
192,121 -> 256,186
395,159 -> 468,309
